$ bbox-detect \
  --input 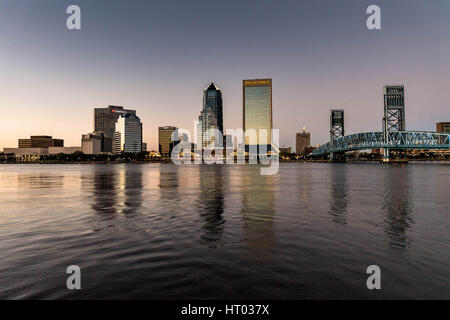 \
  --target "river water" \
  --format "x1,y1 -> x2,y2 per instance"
0,163 -> 449,299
